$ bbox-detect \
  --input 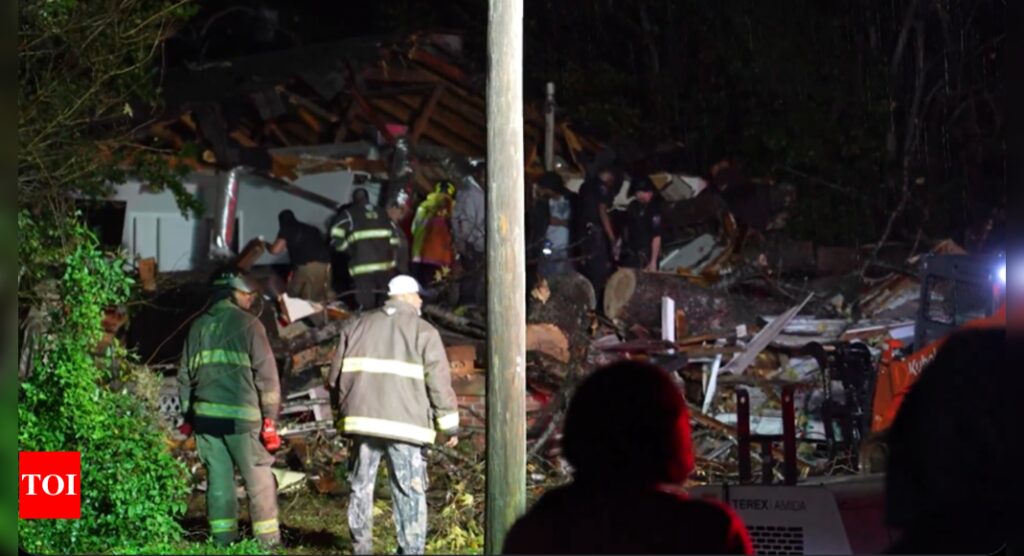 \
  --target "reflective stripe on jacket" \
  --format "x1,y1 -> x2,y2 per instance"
411,192 -> 455,267
327,299 -> 460,445
176,298 -> 281,423
330,205 -> 397,276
